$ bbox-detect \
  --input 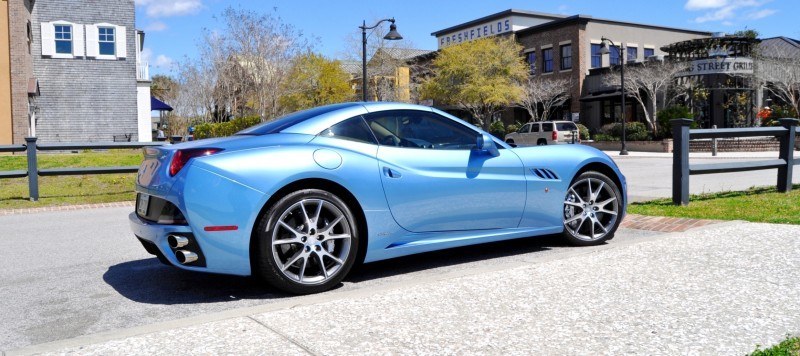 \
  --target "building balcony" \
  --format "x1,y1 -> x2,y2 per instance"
137,62 -> 150,82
